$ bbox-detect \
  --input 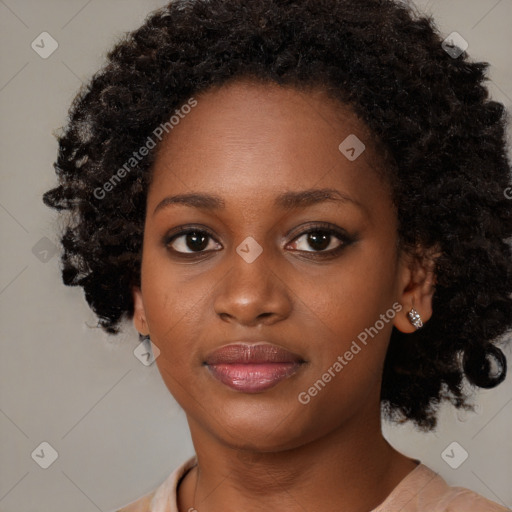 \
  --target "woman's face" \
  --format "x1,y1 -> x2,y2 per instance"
133,80 -> 415,451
